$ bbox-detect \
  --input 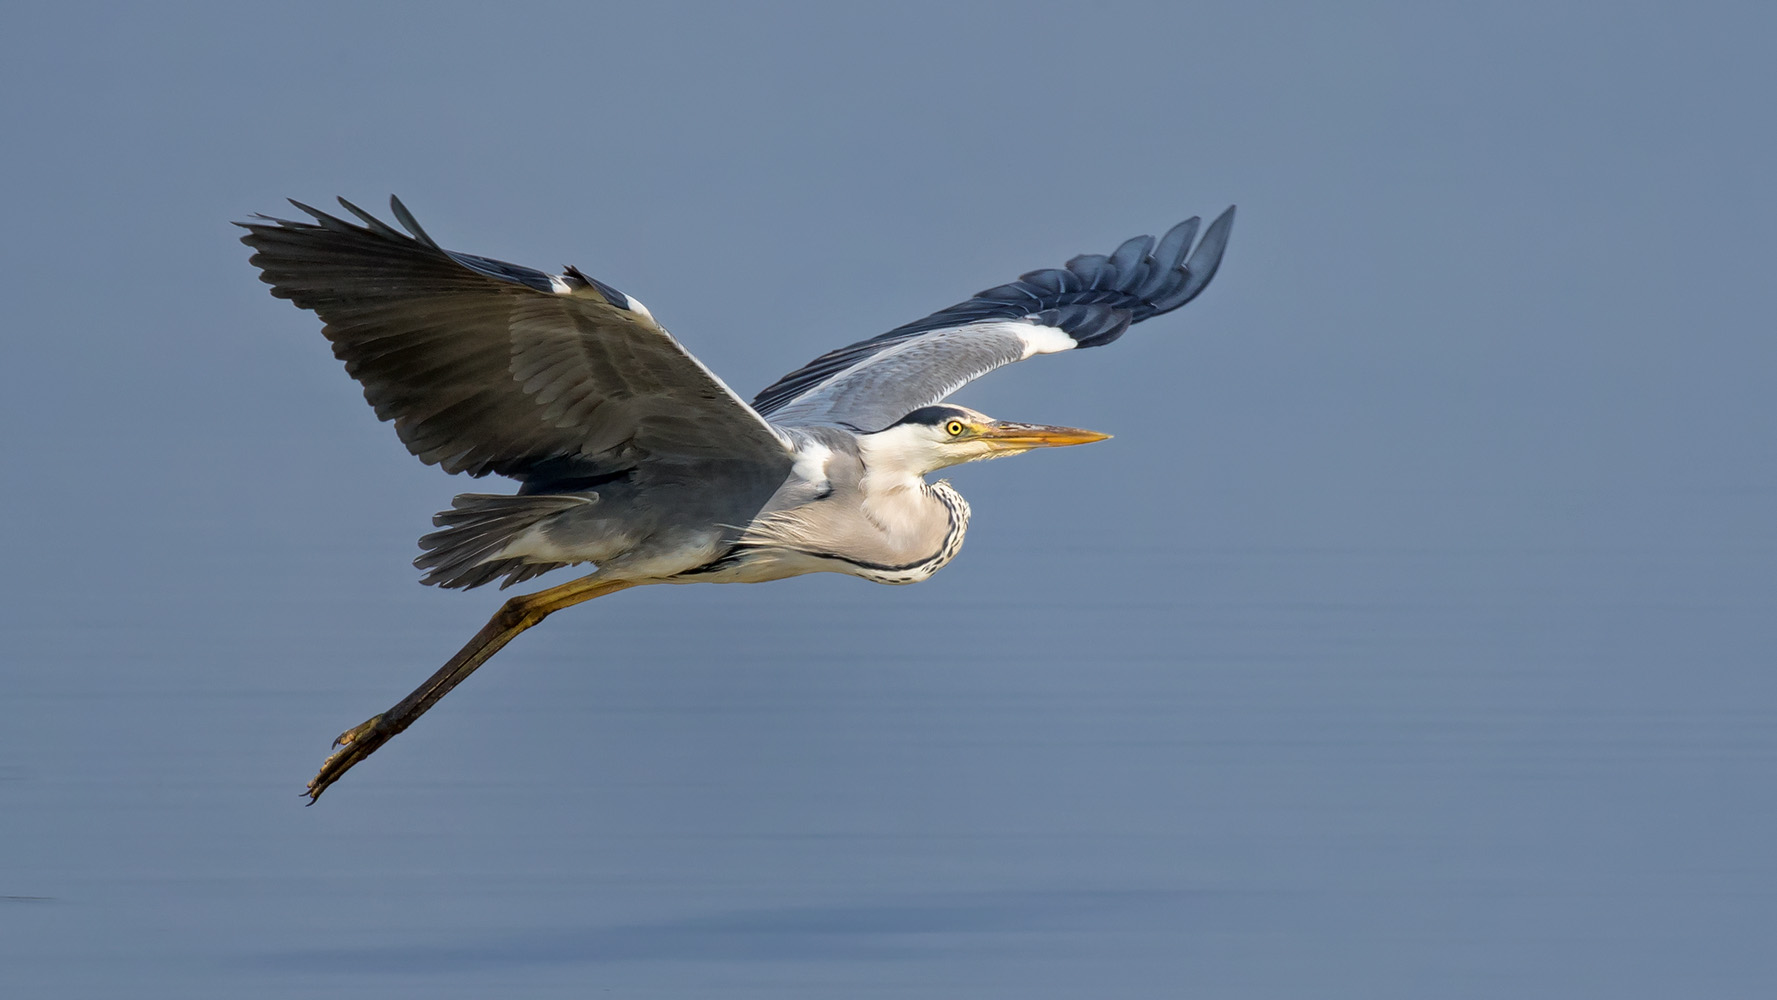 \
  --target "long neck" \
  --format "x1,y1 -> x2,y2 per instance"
852,466 -> 971,583
918,479 -> 972,576
733,431 -> 974,585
